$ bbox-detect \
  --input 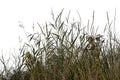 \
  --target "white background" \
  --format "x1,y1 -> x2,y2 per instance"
0,0 -> 120,62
